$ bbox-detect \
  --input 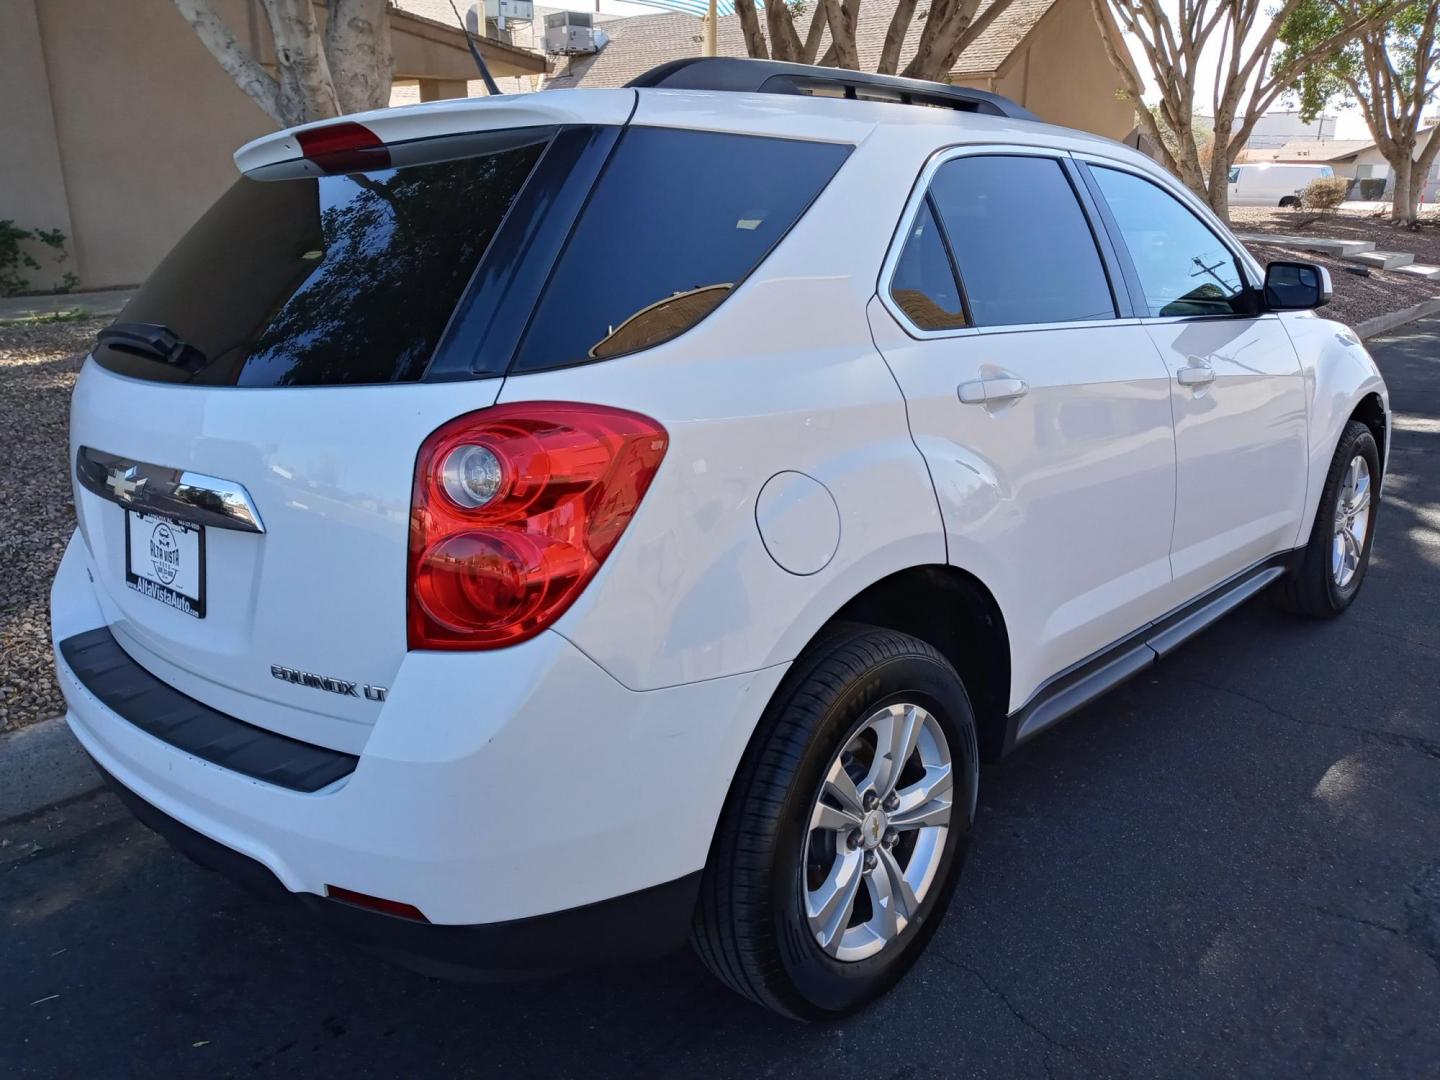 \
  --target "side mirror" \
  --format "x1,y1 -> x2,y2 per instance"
1264,260 -> 1332,311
